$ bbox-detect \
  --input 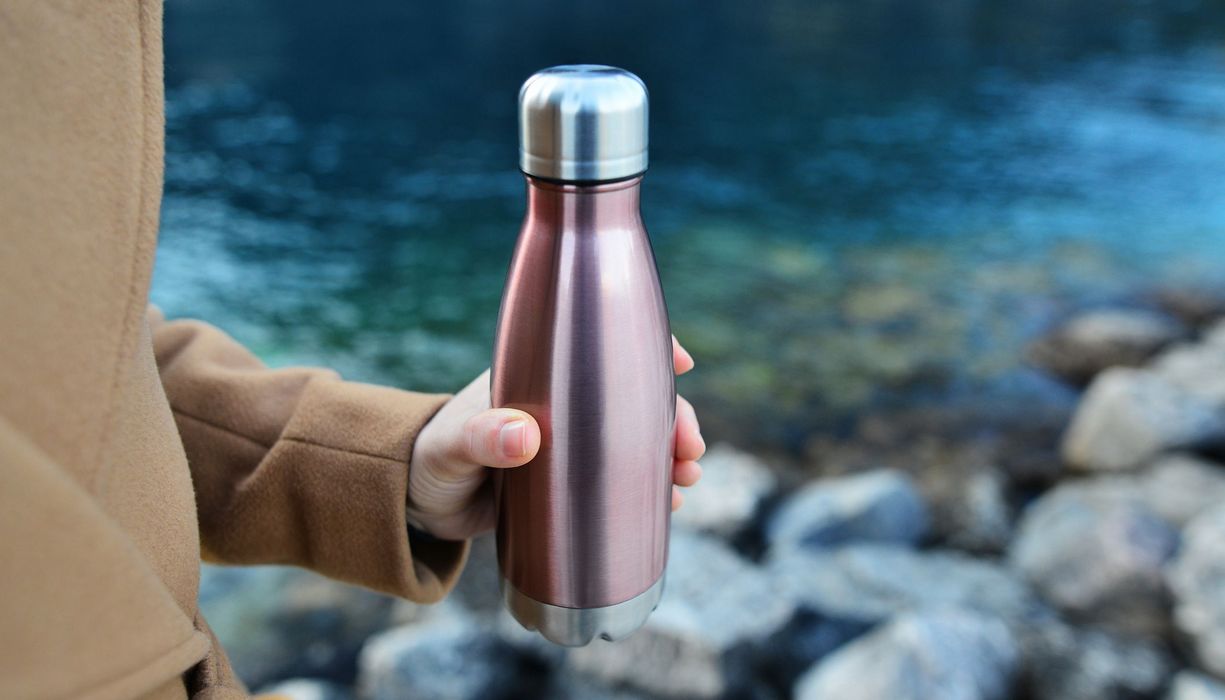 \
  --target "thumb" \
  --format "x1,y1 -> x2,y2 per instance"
457,408 -> 541,468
